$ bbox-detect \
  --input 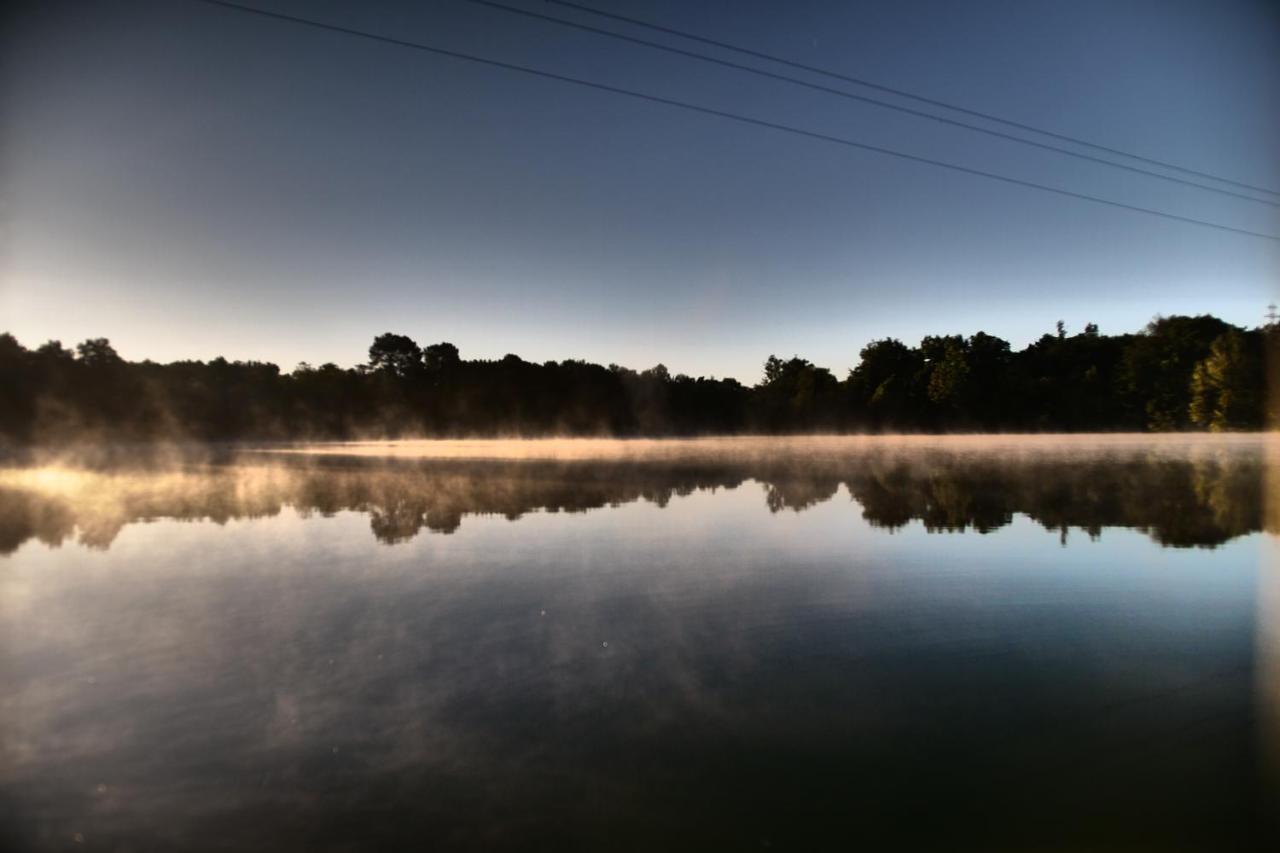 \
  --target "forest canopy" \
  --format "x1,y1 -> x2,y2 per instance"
1,315 -> 1276,444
